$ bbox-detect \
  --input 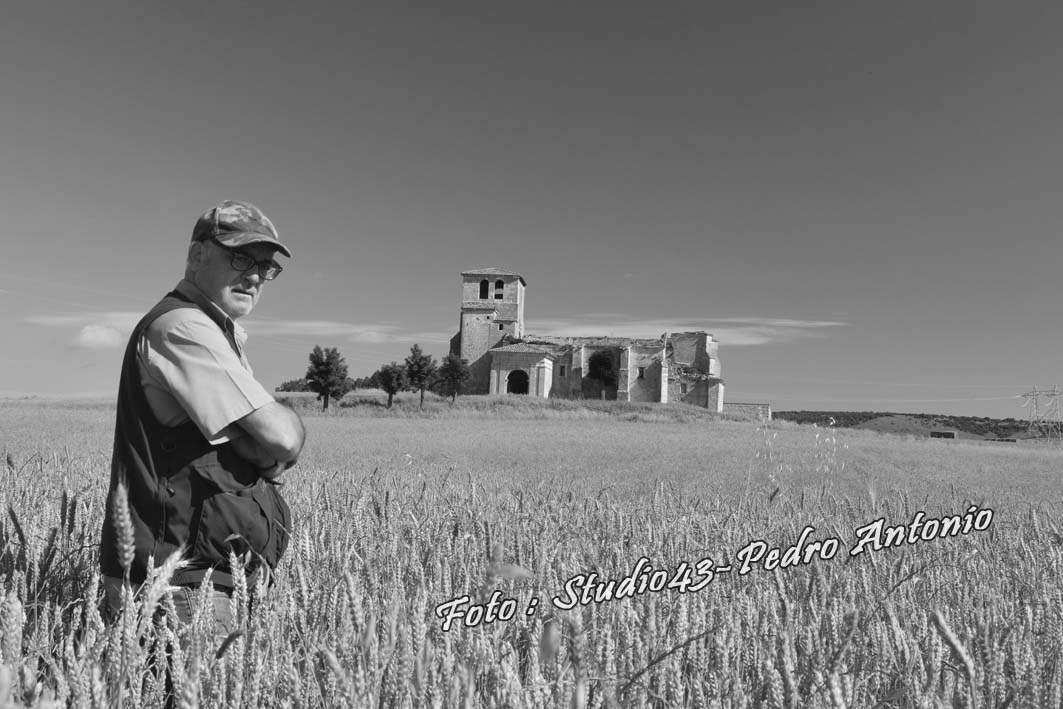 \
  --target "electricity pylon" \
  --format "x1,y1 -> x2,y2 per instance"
1022,386 -> 1063,440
